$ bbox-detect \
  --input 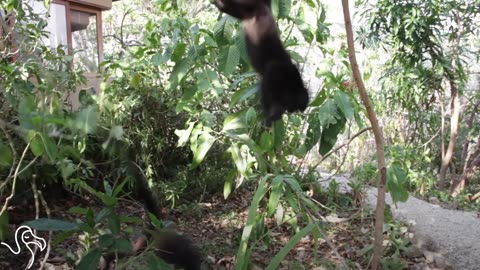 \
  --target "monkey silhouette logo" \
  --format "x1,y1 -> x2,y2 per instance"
1,225 -> 46,269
